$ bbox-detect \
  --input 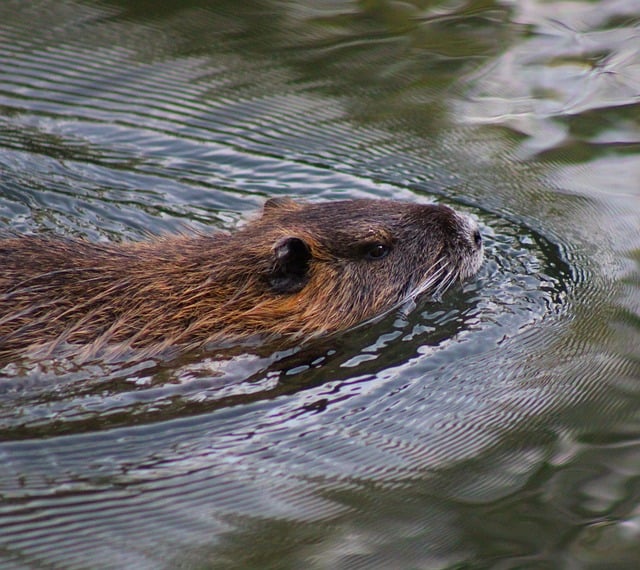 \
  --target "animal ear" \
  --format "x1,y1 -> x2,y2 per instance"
263,197 -> 302,214
268,236 -> 311,294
